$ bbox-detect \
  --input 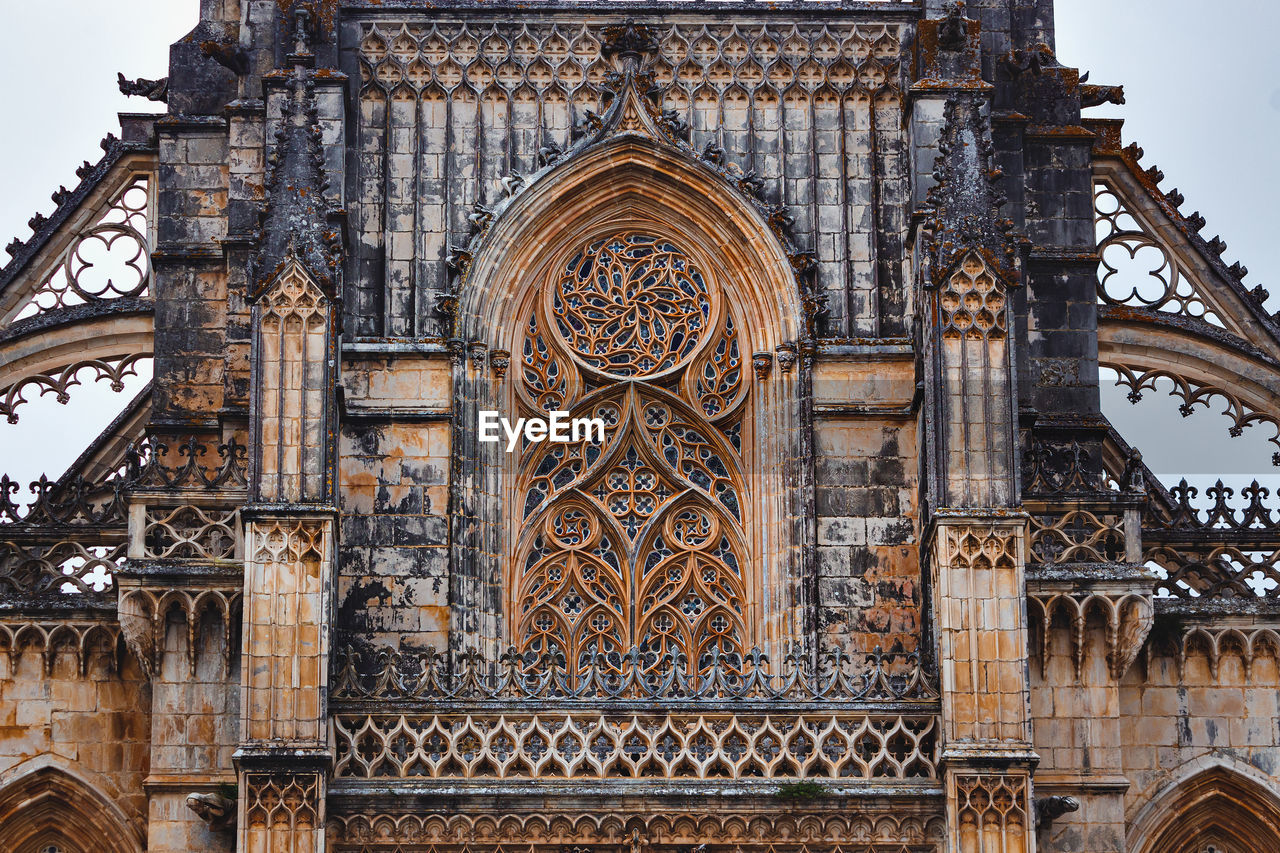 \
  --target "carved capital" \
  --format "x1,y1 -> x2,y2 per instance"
775,343 -> 797,373
752,352 -> 773,380
489,349 -> 510,379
